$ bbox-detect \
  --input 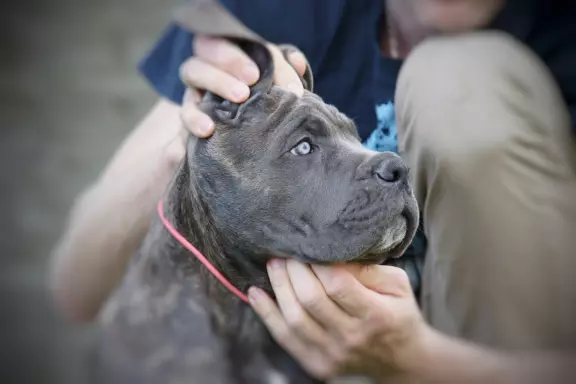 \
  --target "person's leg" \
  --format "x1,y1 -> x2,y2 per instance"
395,31 -> 576,349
